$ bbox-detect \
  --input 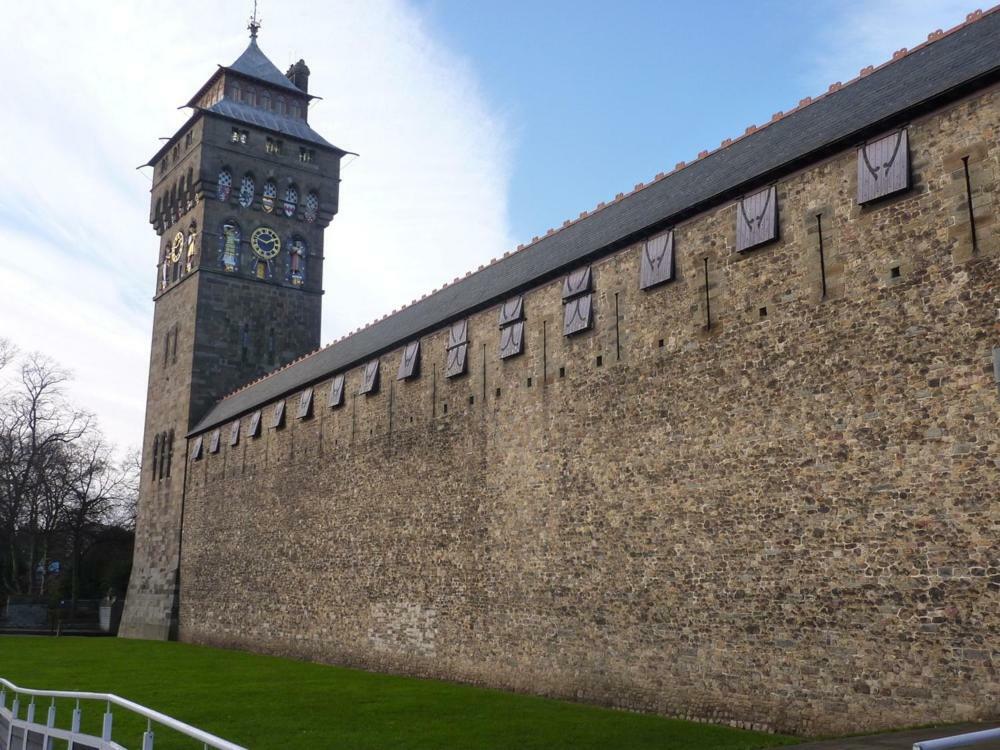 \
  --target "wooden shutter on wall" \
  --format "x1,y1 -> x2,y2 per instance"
397,341 -> 420,380
499,321 -> 524,360
563,294 -> 593,336
445,343 -> 468,378
498,296 -> 525,359
297,387 -> 314,419
271,399 -> 286,429
562,267 -> 592,299
209,428 -> 221,454
445,320 -> 469,378
735,186 -> 778,252
857,130 -> 910,204
639,230 -> 675,289
248,409 -> 262,437
329,374 -> 345,408
229,419 -> 240,446
497,296 -> 524,327
562,266 -> 593,336
191,436 -> 203,460
360,359 -> 380,394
